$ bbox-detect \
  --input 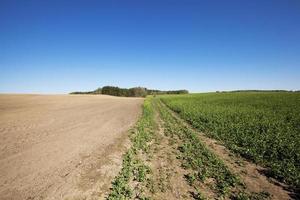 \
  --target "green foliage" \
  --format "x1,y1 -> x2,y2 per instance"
70,86 -> 188,97
107,98 -> 155,199
185,173 -> 196,186
101,86 -> 148,97
147,89 -> 189,95
160,92 -> 300,188
107,150 -> 134,200
135,162 -> 152,182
